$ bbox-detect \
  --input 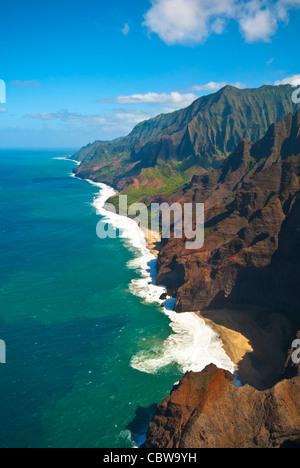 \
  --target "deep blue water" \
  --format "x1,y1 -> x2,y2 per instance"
0,150 -> 181,448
